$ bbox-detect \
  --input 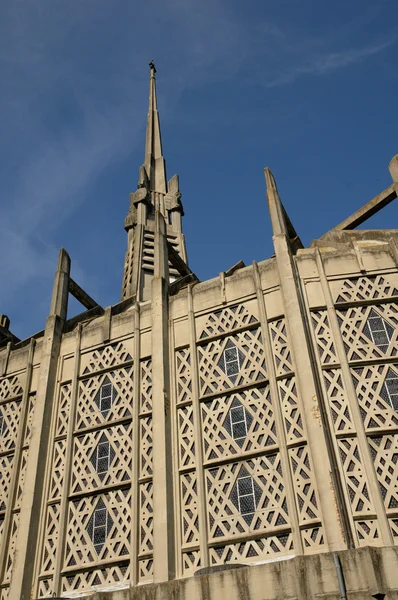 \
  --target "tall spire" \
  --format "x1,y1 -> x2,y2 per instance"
145,61 -> 167,195
121,63 -> 188,302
